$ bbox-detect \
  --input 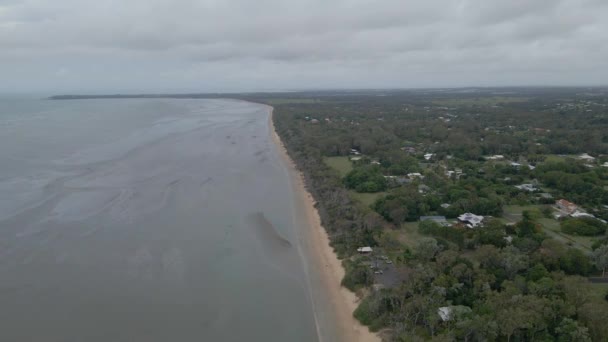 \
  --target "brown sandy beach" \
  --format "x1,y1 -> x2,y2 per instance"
268,107 -> 381,342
